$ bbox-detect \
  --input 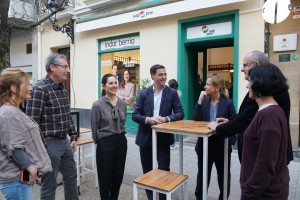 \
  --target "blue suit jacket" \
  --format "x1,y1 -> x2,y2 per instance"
132,86 -> 184,147
193,96 -> 236,152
